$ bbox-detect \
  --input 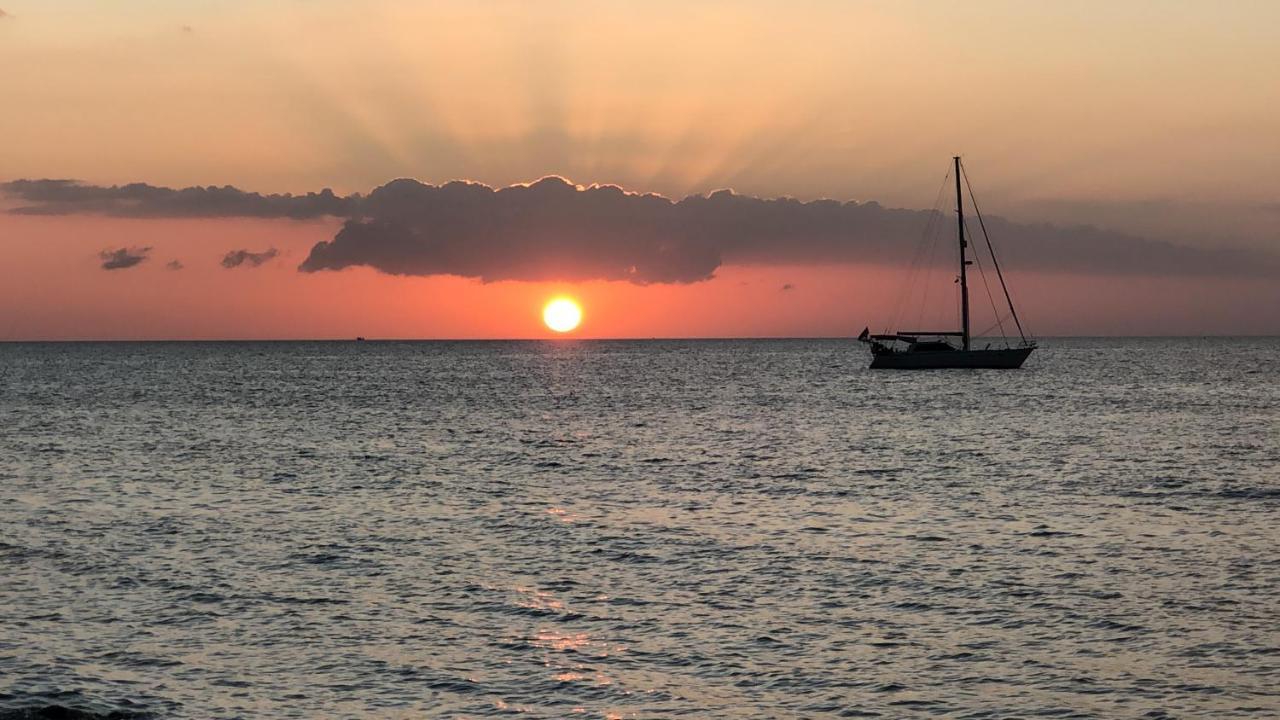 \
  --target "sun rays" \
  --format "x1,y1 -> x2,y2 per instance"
236,1 -> 863,199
